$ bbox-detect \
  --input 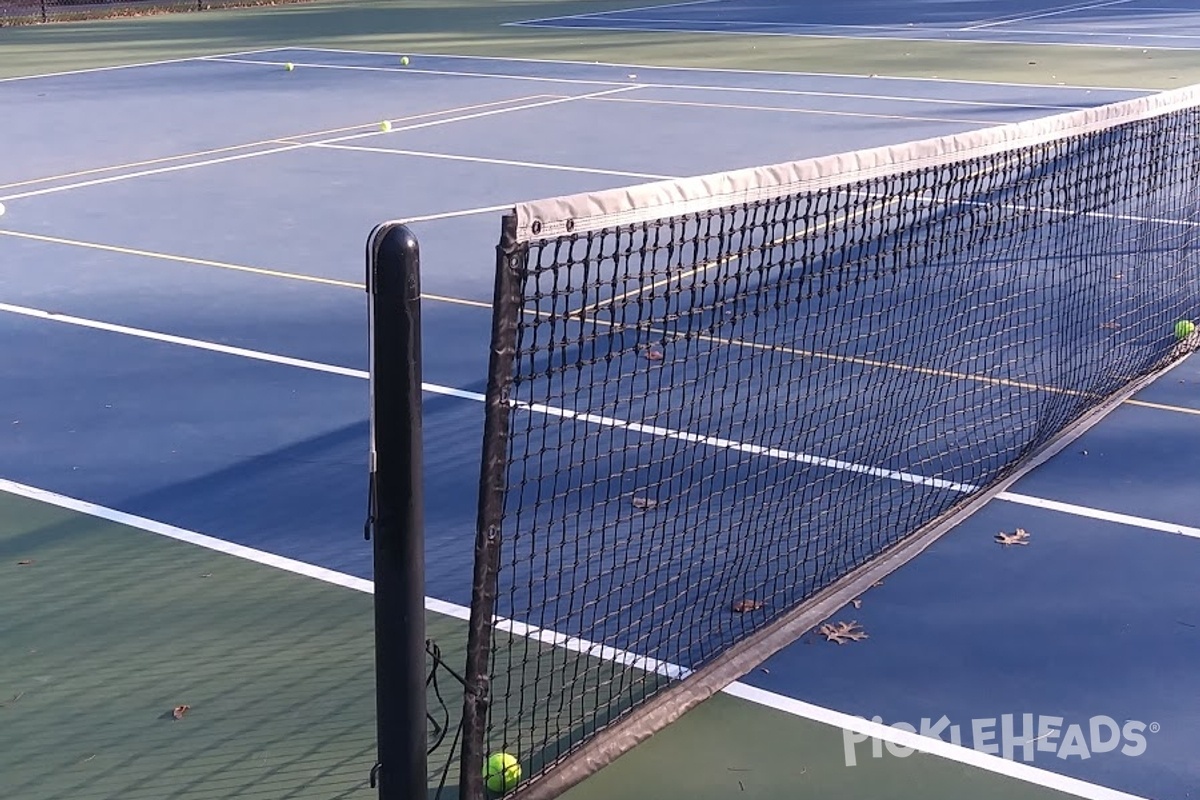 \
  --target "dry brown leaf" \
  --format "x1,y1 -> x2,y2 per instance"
172,705 -> 191,720
731,599 -> 765,613
995,528 -> 1031,547
819,621 -> 869,645
643,348 -> 664,362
